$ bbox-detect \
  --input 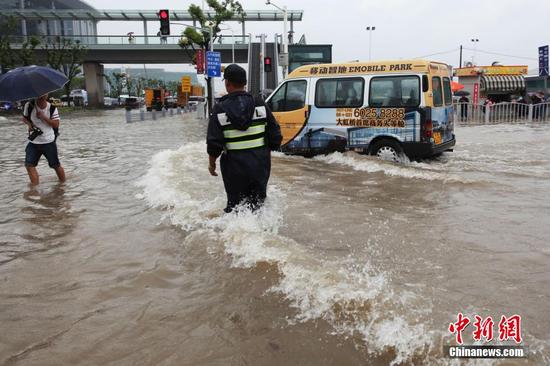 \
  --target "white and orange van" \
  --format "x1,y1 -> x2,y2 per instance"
265,59 -> 456,161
